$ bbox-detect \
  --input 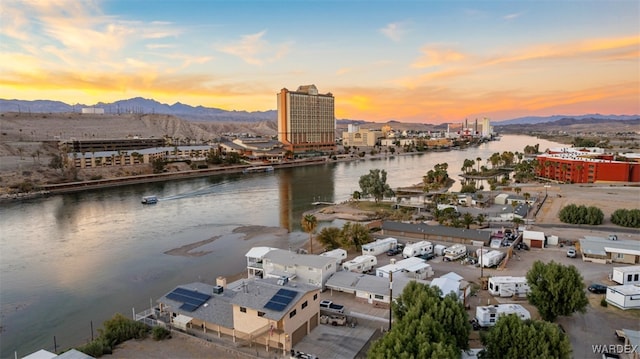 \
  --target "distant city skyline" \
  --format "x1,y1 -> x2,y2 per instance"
1,0 -> 638,123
